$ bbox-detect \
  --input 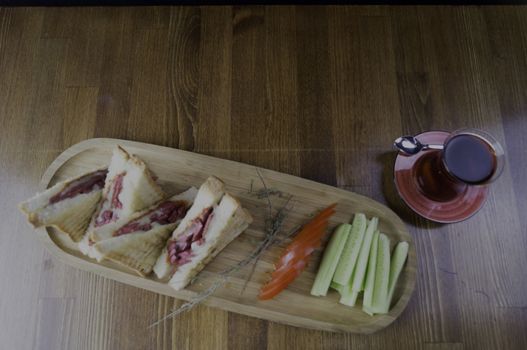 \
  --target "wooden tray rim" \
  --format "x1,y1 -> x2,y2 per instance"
35,138 -> 417,334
